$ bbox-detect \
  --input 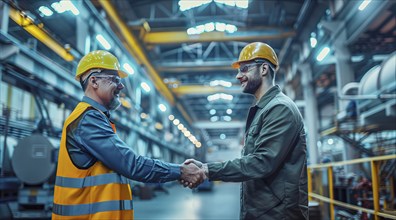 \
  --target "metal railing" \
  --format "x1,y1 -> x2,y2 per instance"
308,154 -> 396,220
